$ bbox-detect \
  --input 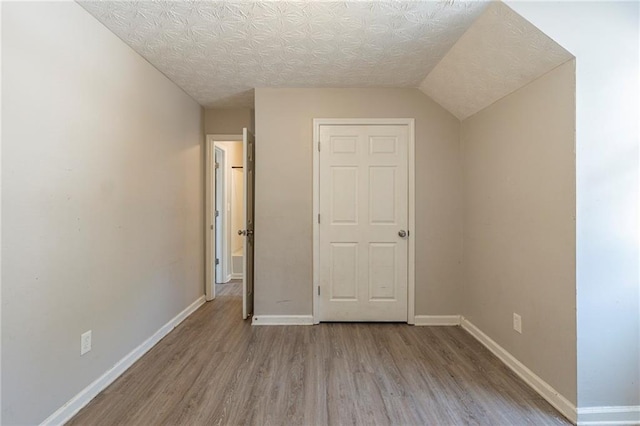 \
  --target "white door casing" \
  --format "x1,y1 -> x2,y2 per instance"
214,147 -> 225,284
315,121 -> 414,322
